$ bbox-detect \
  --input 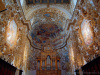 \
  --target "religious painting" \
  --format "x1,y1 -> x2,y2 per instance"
6,20 -> 18,48
81,19 -> 93,46
30,24 -> 63,47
